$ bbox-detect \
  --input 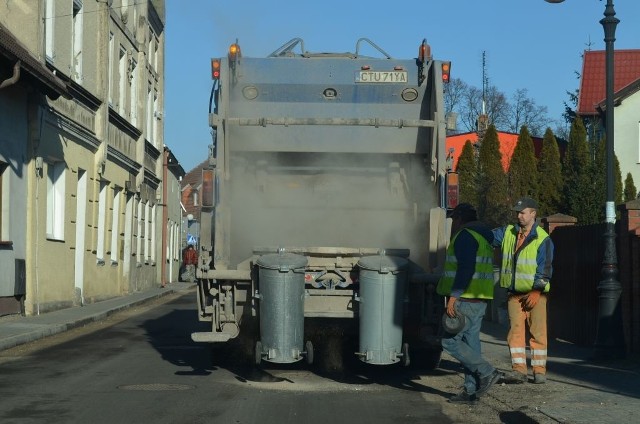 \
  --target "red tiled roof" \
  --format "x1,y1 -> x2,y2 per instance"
446,131 -> 543,172
578,49 -> 640,116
